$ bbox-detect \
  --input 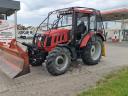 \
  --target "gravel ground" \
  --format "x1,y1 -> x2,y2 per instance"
0,41 -> 128,96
